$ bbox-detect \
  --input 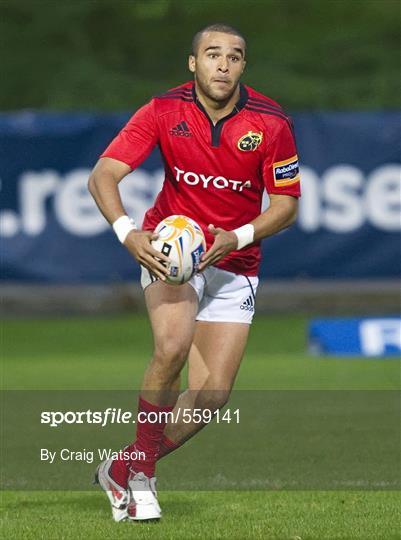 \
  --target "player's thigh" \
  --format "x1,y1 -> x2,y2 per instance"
188,321 -> 250,390
144,280 -> 199,357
